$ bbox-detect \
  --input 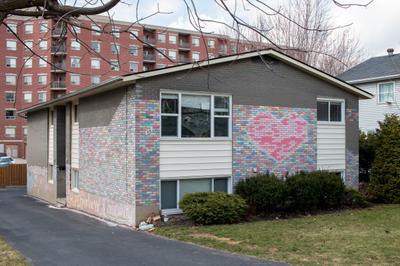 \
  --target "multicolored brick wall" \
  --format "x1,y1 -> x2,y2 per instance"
345,108 -> 359,189
232,105 -> 317,183
27,165 -> 56,204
